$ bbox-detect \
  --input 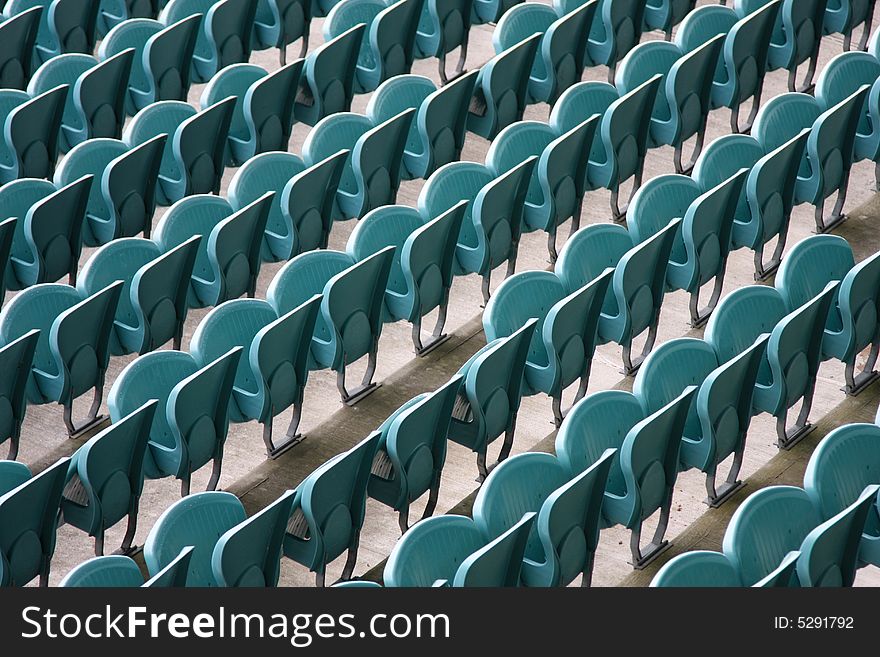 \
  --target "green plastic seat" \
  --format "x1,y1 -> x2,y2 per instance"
59,554 -> 145,587
253,0 -> 312,64
0,85 -> 67,184
650,548 -> 801,586
0,281 -> 122,437
228,150 -> 348,261
644,0 -> 695,38
6,0 -> 99,66
60,401 -> 156,556
484,268 -> 612,426
447,319 -> 536,481
189,295 -> 321,457
413,0 -> 473,83
0,457 -> 70,586
347,202 -> 465,355
367,376 -> 461,532
154,193 -> 271,309
267,248 -> 394,404
98,15 -> 199,116
824,0 -> 875,50
0,330 -> 39,460
0,8 -> 41,90
283,432 -> 380,586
